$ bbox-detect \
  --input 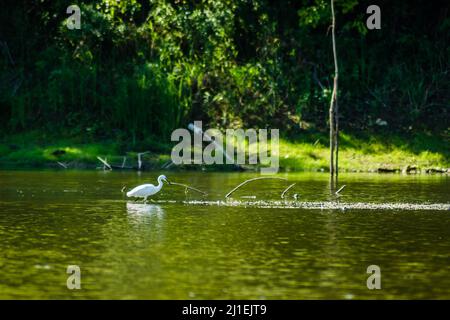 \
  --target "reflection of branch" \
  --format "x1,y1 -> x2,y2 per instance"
281,183 -> 296,199
169,182 -> 207,196
225,177 -> 288,198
